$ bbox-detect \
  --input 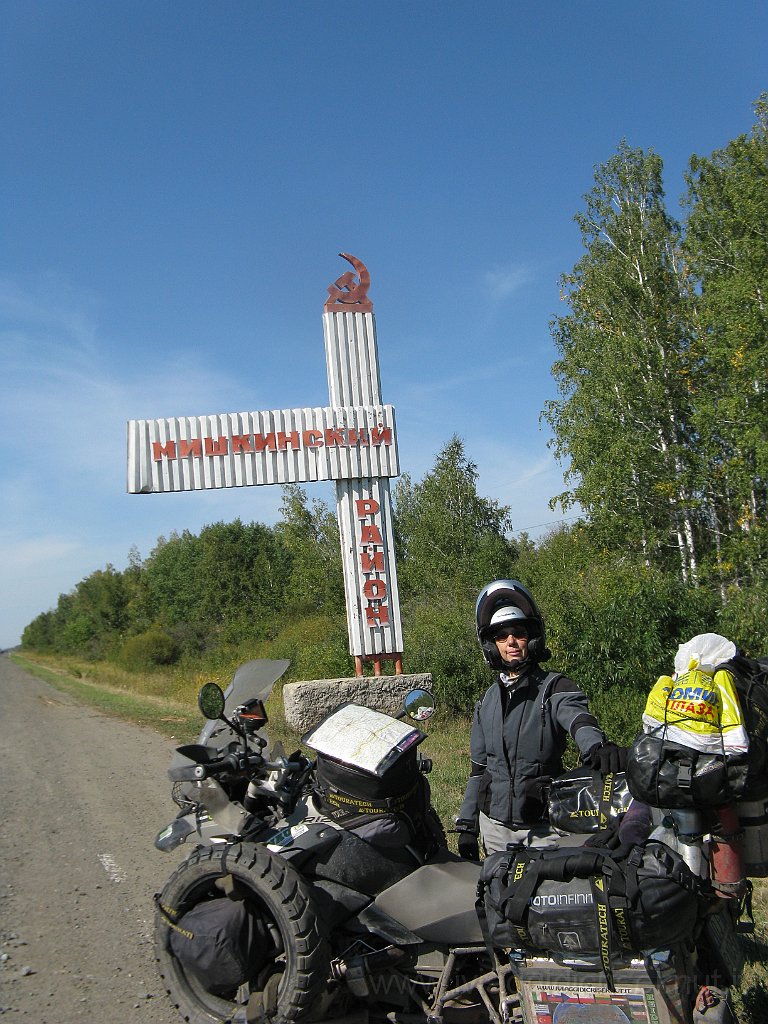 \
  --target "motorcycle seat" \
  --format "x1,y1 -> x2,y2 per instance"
374,854 -> 483,945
